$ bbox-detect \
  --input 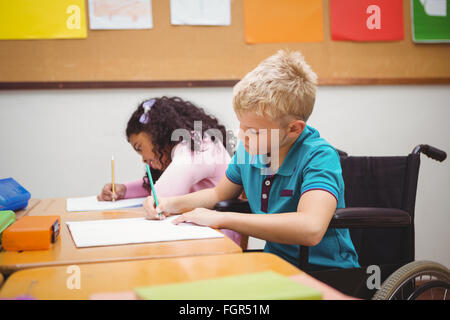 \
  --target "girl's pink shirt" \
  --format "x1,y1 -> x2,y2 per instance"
123,138 -> 242,247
